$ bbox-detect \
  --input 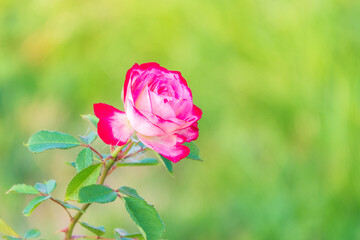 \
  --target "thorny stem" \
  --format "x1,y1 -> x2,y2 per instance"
122,148 -> 148,160
86,145 -> 105,162
50,197 -> 73,221
65,143 -> 132,240
107,146 -> 147,176
39,192 -> 74,221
